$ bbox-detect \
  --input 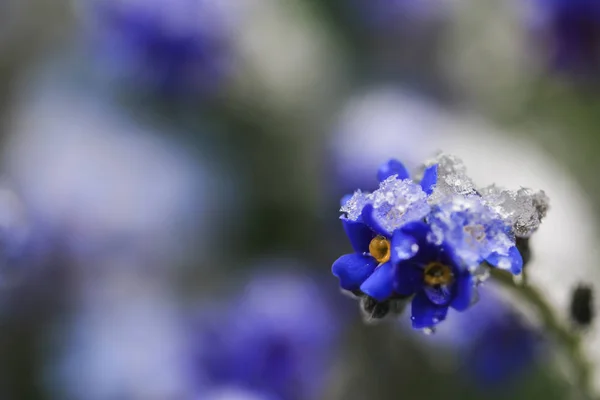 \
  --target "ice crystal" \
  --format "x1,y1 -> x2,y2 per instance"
340,190 -> 369,221
427,196 -> 514,267
370,176 -> 430,233
481,185 -> 549,238
340,177 -> 430,232
427,154 -> 477,205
